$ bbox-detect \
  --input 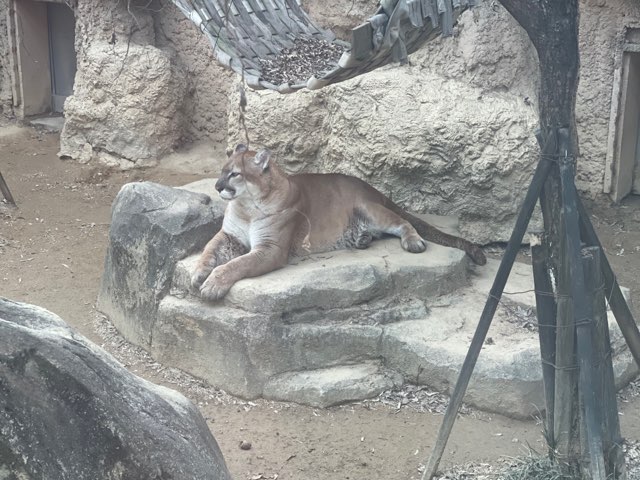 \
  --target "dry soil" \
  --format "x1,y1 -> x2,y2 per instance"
2,126 -> 640,480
